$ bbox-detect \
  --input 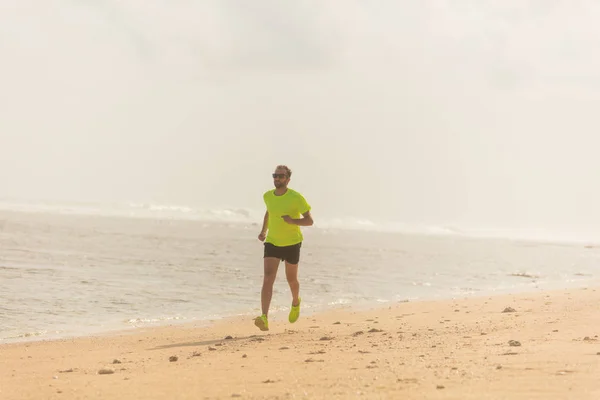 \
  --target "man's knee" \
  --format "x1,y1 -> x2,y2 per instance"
263,267 -> 277,280
285,263 -> 299,282
264,271 -> 277,282
263,265 -> 278,285
286,277 -> 299,286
